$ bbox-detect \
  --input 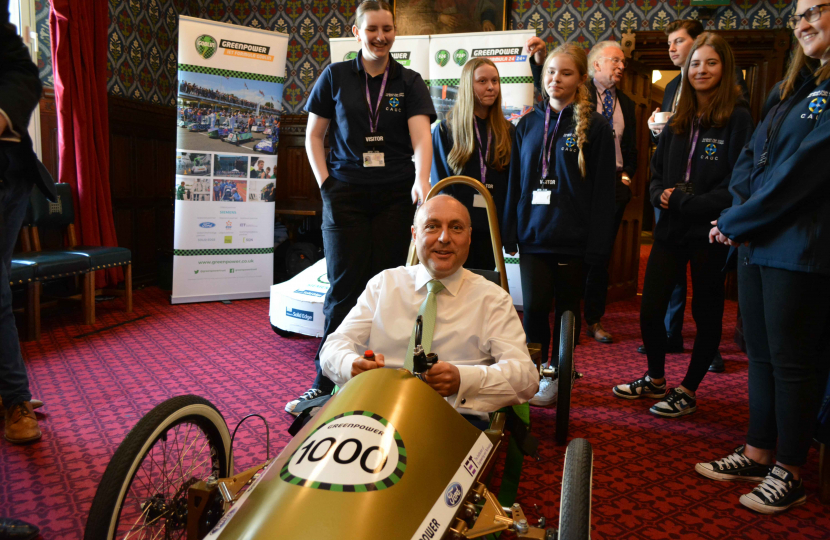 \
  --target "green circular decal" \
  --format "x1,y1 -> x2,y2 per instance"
280,410 -> 406,492
195,34 -> 218,59
344,51 -> 358,61
453,49 -> 468,66
435,49 -> 450,67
